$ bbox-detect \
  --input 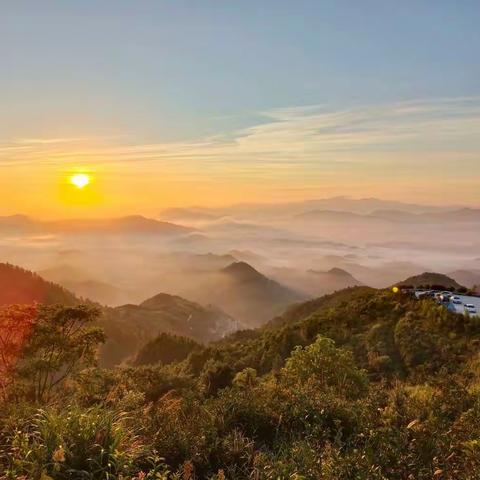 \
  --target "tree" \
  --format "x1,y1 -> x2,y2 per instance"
134,332 -> 200,366
15,304 -> 105,402
281,335 -> 368,399
233,367 -> 258,389
0,304 -> 38,401
201,359 -> 234,396
394,311 -> 436,369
